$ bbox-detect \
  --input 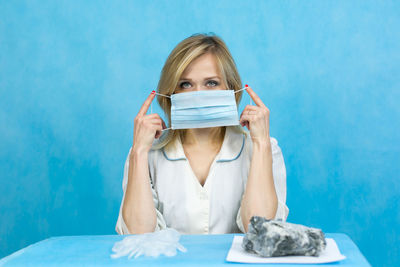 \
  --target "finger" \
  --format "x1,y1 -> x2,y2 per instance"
147,114 -> 167,129
153,125 -> 163,139
239,114 -> 256,130
143,113 -> 161,119
137,91 -> 156,117
147,117 -> 163,123
244,121 -> 250,130
151,121 -> 167,131
239,118 -> 250,130
148,118 -> 167,129
240,105 -> 257,117
244,109 -> 260,116
244,105 -> 260,111
239,114 -> 256,123
239,106 -> 259,118
245,86 -> 266,108
150,121 -> 162,128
